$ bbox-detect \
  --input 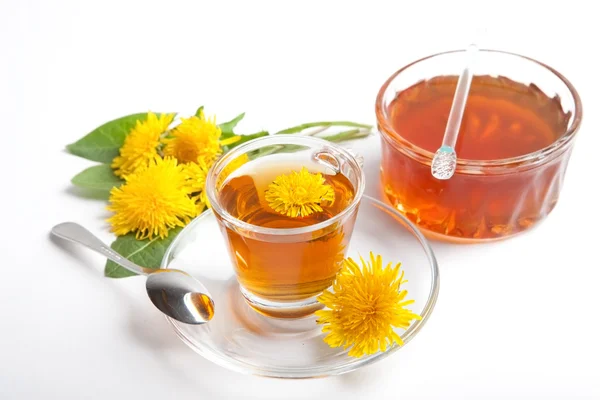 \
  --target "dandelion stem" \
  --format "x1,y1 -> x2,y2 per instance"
322,128 -> 371,142
275,121 -> 372,135
247,121 -> 372,159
